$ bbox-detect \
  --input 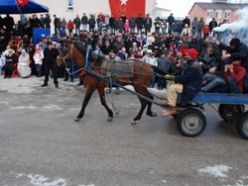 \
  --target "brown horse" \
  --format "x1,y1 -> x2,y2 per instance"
64,41 -> 157,124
